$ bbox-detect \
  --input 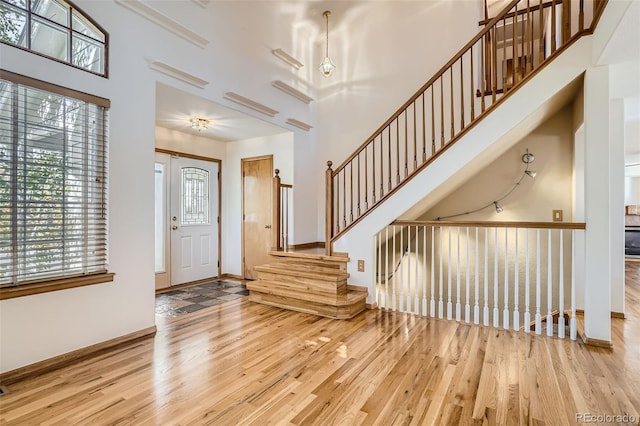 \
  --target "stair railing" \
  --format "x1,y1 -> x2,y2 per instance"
272,169 -> 293,251
325,0 -> 607,255
375,220 -> 586,339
